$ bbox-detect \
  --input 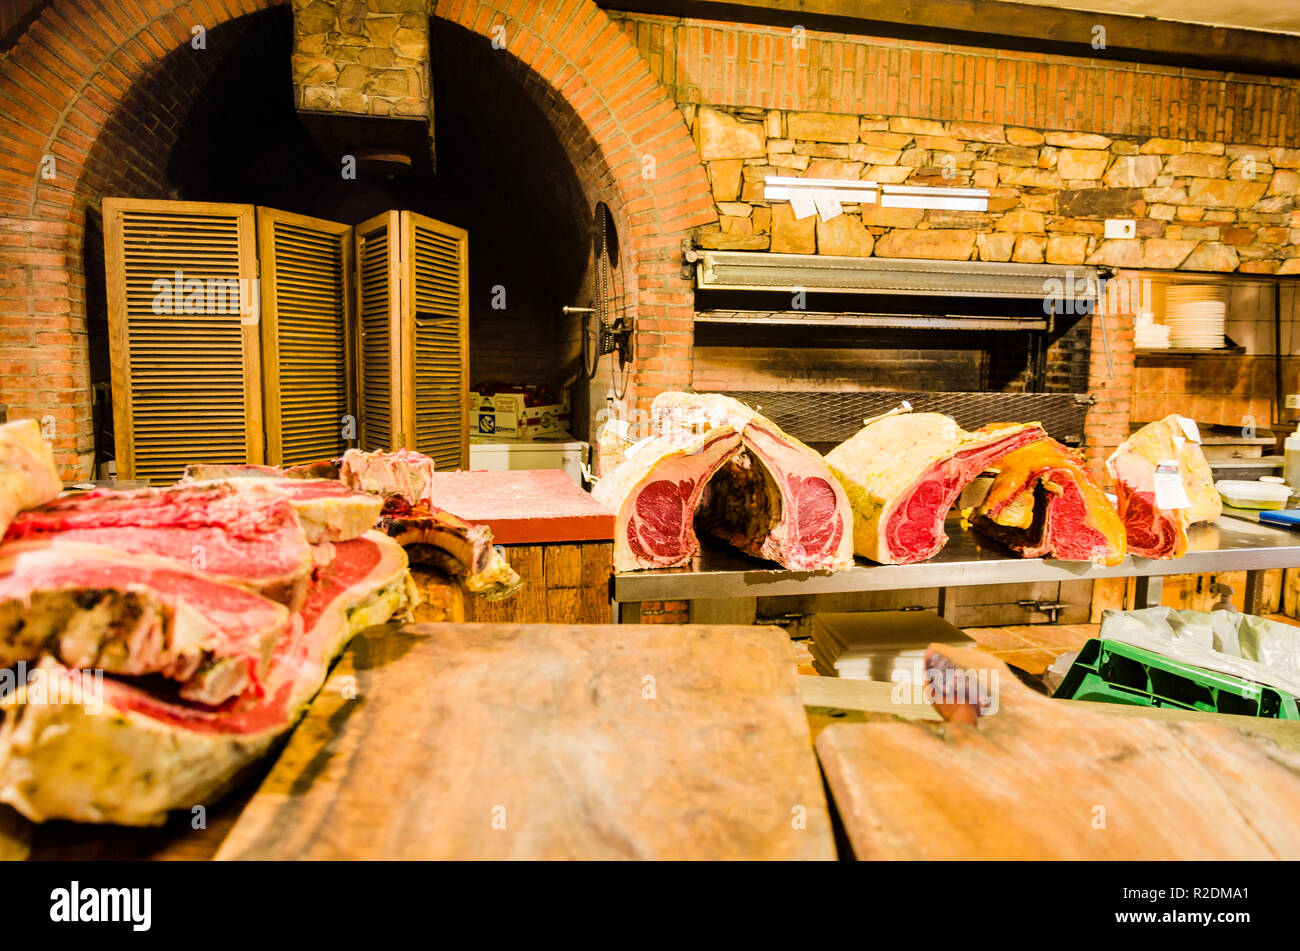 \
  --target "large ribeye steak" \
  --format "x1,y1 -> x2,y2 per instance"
1106,414 -> 1220,559
826,412 -> 1045,565
0,531 -> 415,826
5,482 -> 313,608
0,539 -> 287,705
593,428 -> 743,571
970,438 -> 1126,566
651,393 -> 853,571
